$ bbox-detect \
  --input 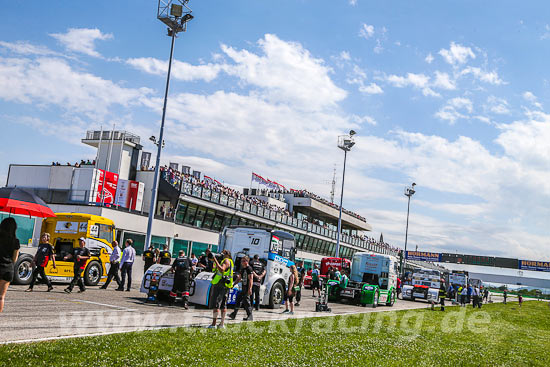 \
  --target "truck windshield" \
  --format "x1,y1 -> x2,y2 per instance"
281,239 -> 295,261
